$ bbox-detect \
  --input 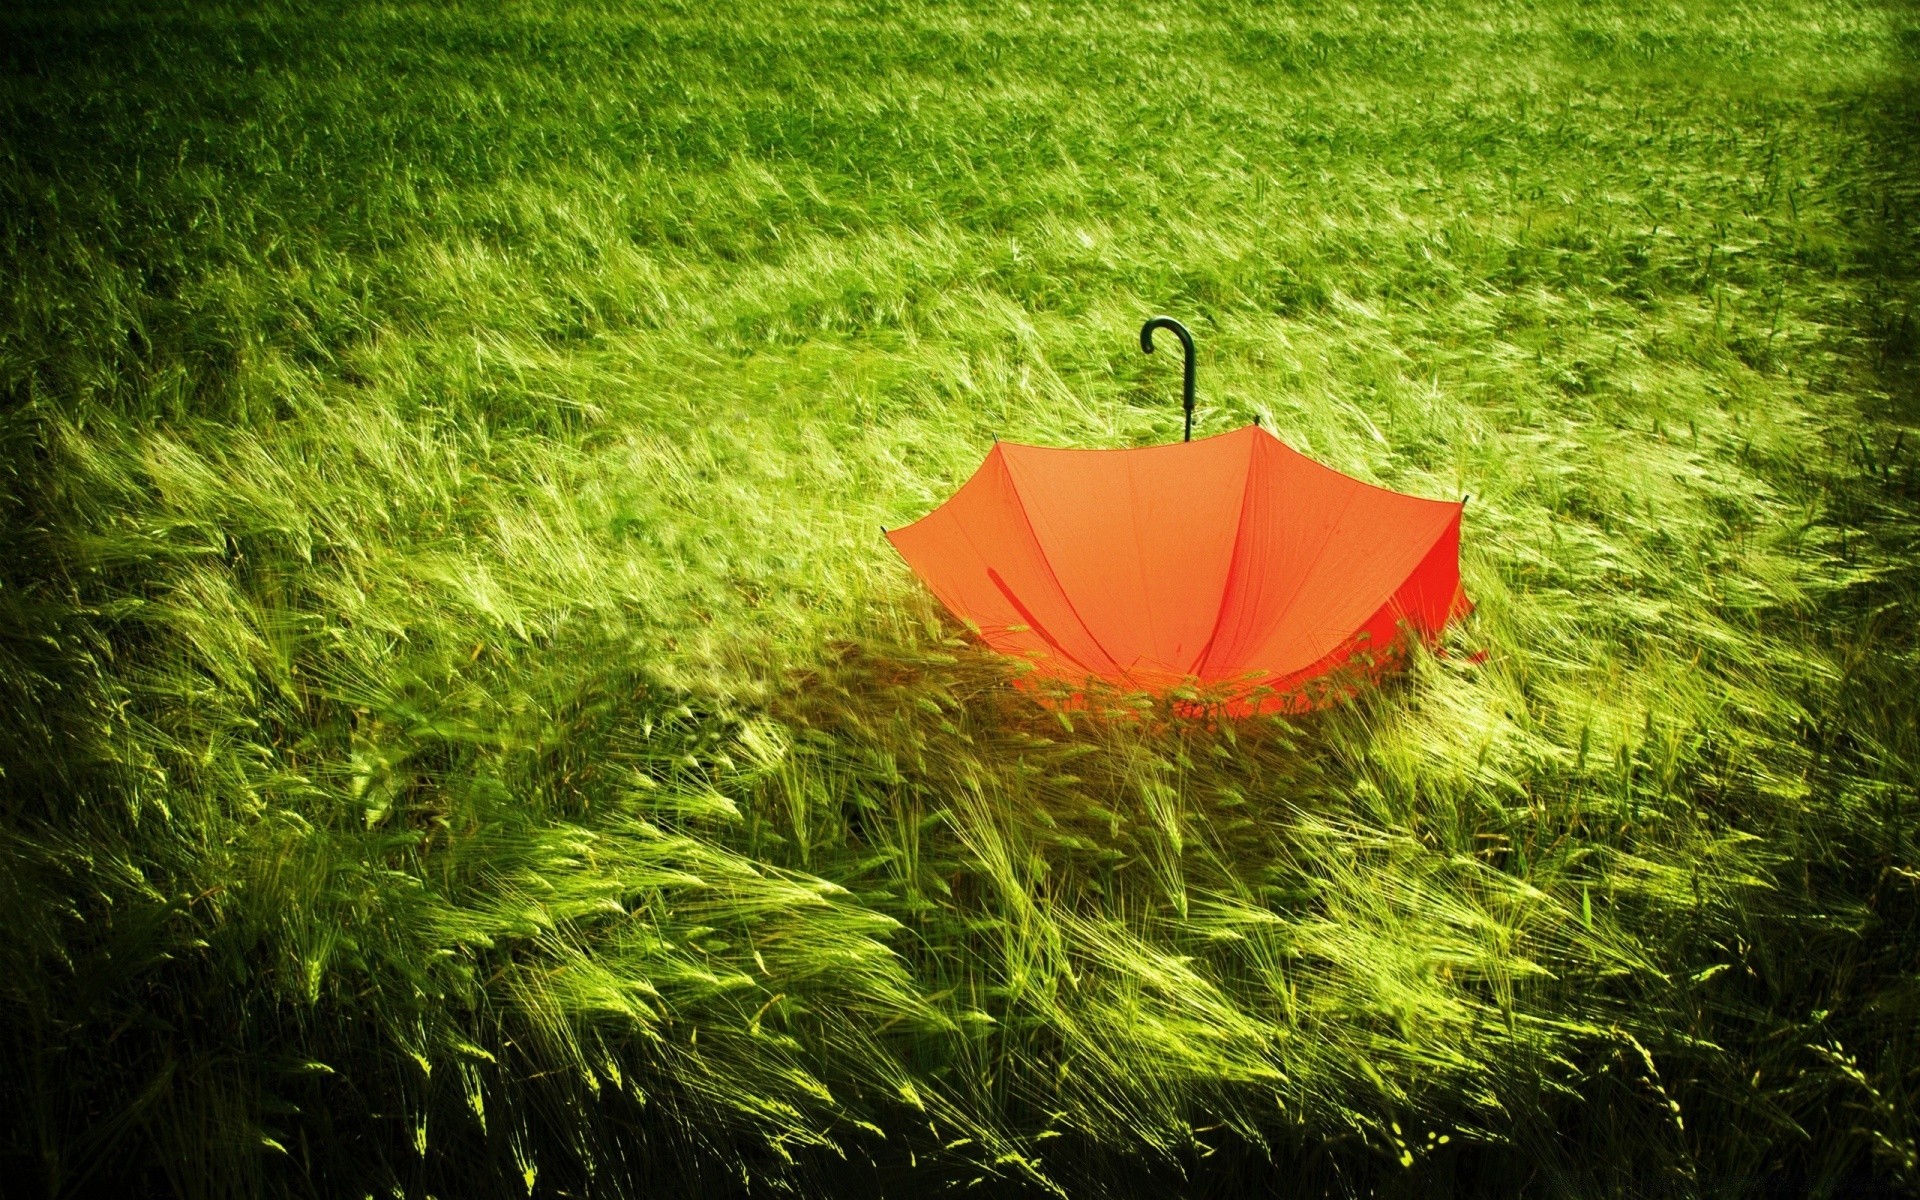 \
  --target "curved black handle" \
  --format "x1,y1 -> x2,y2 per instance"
1139,315 -> 1196,442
